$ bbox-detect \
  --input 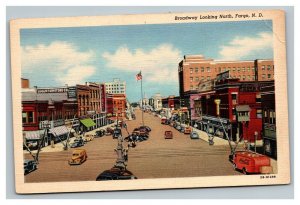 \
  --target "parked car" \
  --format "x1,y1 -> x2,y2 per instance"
231,151 -> 273,174
184,126 -> 192,134
95,129 -> 105,137
164,131 -> 173,139
69,149 -> 88,165
24,159 -> 37,175
106,127 -> 114,135
176,125 -> 182,131
84,135 -> 94,142
161,117 -> 167,124
190,131 -> 200,139
70,139 -> 84,148
96,167 -> 137,181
